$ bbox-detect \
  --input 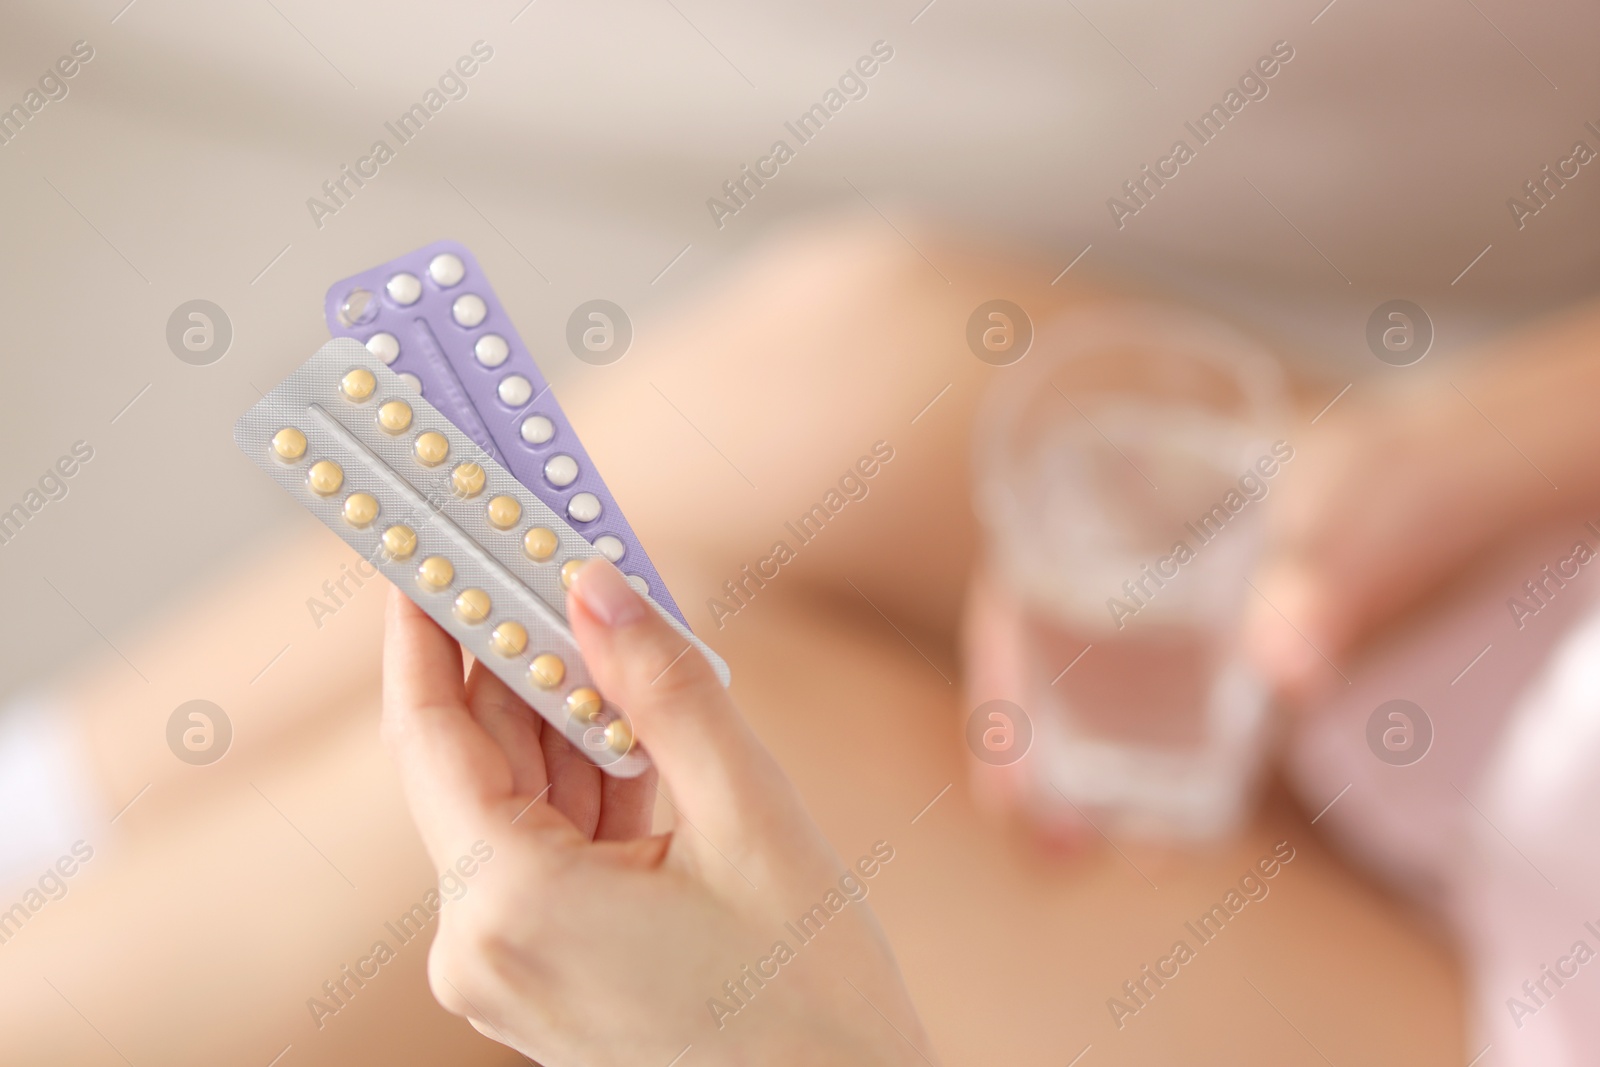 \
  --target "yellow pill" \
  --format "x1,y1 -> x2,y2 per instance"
603,719 -> 634,757
486,495 -> 521,530
560,558 -> 586,589
452,462 -> 486,499
341,367 -> 377,401
455,588 -> 491,624
490,621 -> 528,657
377,399 -> 413,434
307,459 -> 343,496
523,527 -> 558,562
529,653 -> 565,689
414,431 -> 449,467
271,427 -> 307,462
342,492 -> 379,528
381,524 -> 417,560
417,555 -> 454,590
566,687 -> 602,723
